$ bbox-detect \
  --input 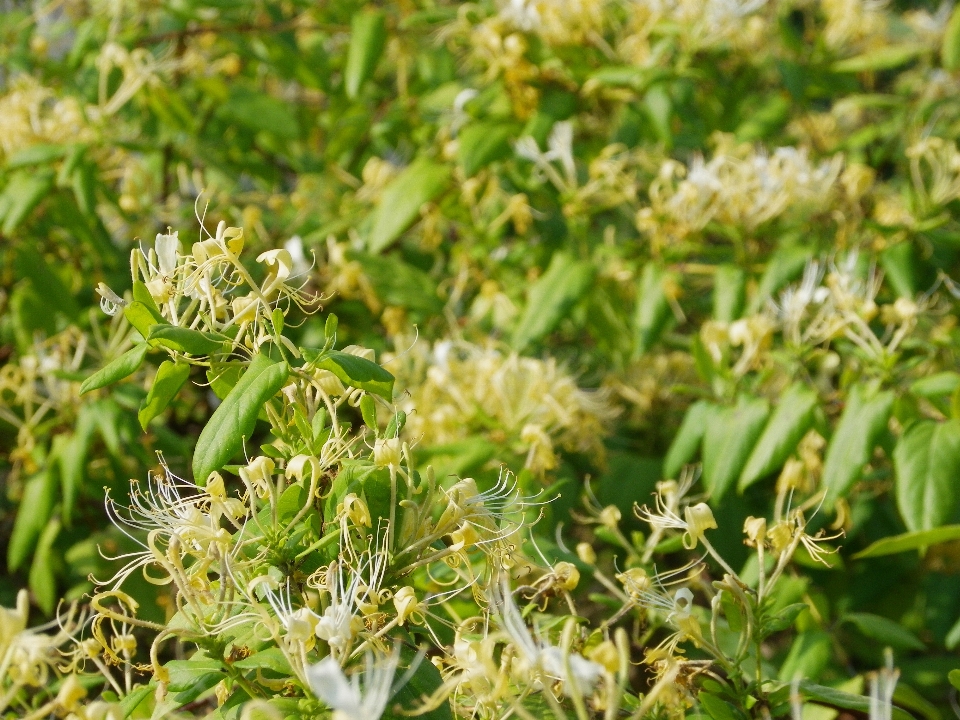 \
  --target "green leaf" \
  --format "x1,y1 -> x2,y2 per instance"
832,44 -> 925,72
368,158 -> 451,253
713,265 -> 746,323
702,396 -> 769,503
511,252 -> 594,351
822,385 -> 894,507
385,410 -> 406,439
6,143 -> 68,168
799,682 -> 913,720
663,400 -> 713,479
233,647 -> 293,675
387,646 -> 453,720
132,280 -> 164,320
633,262 -> 673,356
193,354 -> 289,484
148,325 -> 229,355
138,361 -> 191,430
779,631 -> 832,682
80,343 -> 149,395
305,350 -> 395,399
345,10 -> 387,98
352,252 -> 443,314
843,613 -> 925,651
880,243 -> 916,298
739,384 -> 818,491
15,245 -> 79,318
911,372 -> 960,398
894,419 -> 960,532
165,658 -> 226,691
948,670 -> 960,692
458,122 -> 513,177
854,525 -> 960,558
360,394 -> 378,432
7,470 -> 57,572
893,682 -> 942,720
698,692 -> 743,720
118,684 -> 154,718
55,406 -> 97,527
0,170 -> 55,234
220,87 -> 300,139
944,4 -> 960,69
124,300 -> 167,337
29,517 -> 61,615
